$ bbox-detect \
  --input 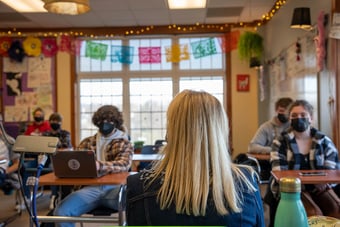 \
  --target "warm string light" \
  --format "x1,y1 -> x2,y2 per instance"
0,0 -> 286,38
